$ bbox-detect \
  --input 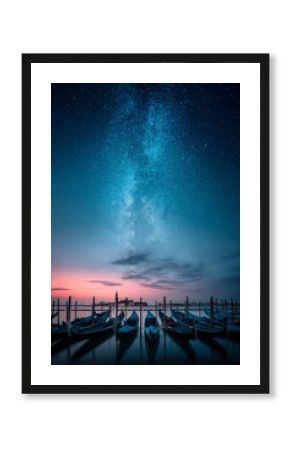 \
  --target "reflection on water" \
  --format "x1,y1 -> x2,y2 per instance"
51,310 -> 240,365
116,332 -> 138,363
145,335 -> 159,364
